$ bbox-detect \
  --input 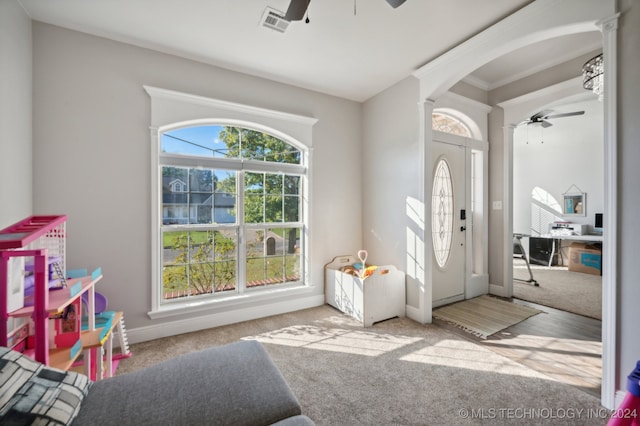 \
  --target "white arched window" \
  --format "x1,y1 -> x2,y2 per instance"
432,112 -> 472,137
145,86 -> 316,317
530,186 -> 562,236
160,124 -> 306,304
